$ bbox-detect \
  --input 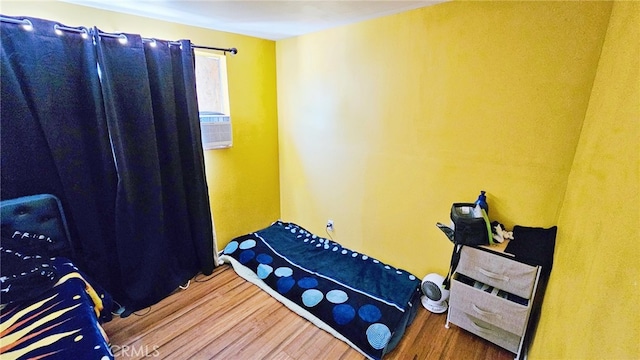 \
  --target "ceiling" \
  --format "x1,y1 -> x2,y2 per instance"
60,1 -> 446,41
